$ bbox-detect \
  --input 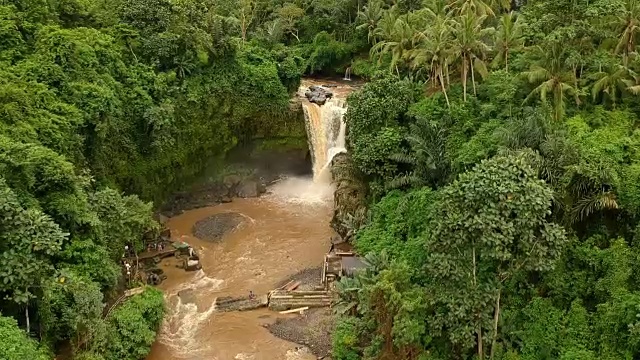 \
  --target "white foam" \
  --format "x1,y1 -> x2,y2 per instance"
267,177 -> 333,205
158,271 -> 224,357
